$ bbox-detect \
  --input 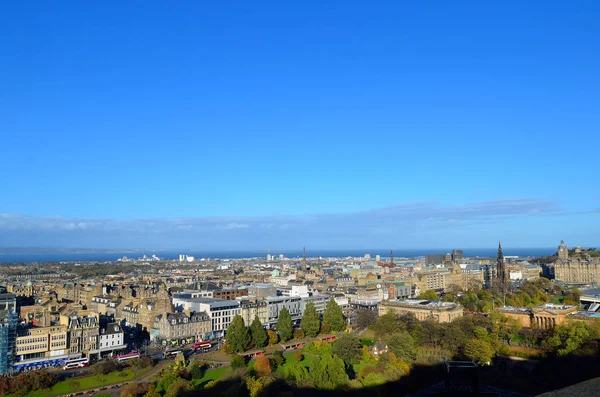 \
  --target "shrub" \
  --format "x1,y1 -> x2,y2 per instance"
270,350 -> 285,368
293,328 -> 305,340
231,354 -> 246,369
254,356 -> 272,377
